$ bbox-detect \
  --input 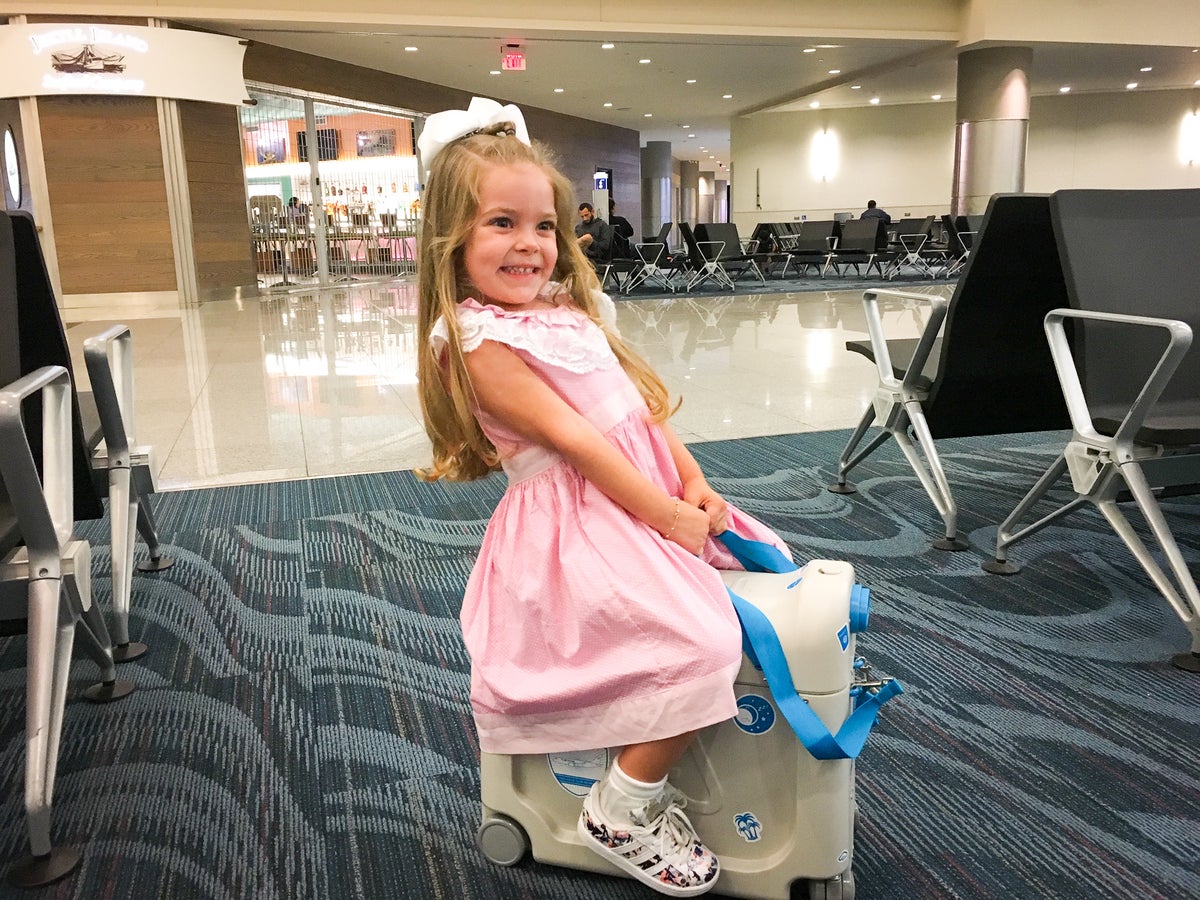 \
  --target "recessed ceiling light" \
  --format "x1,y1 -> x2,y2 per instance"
1140,66 -> 1152,72
601,43 -> 615,49
688,133 -> 695,138
1060,85 -> 1071,93
1127,82 -> 1138,89
828,69 -> 841,75
603,102 -> 612,107
639,58 -> 651,64
681,124 -> 691,128
404,46 -> 418,52
644,113 -> 653,117
722,94 -> 733,99
553,88 -> 564,93
850,85 -> 861,90
686,79 -> 697,84
815,44 -> 843,49
803,48 -> 816,53
870,97 -> 880,105
931,93 -> 942,100
809,101 -> 820,108
489,70 -> 500,76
